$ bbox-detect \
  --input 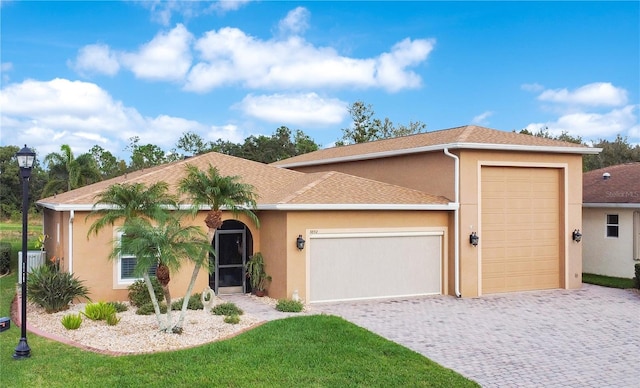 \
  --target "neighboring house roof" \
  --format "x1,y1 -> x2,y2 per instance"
37,150 -> 452,212
273,125 -> 600,168
583,162 -> 640,206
